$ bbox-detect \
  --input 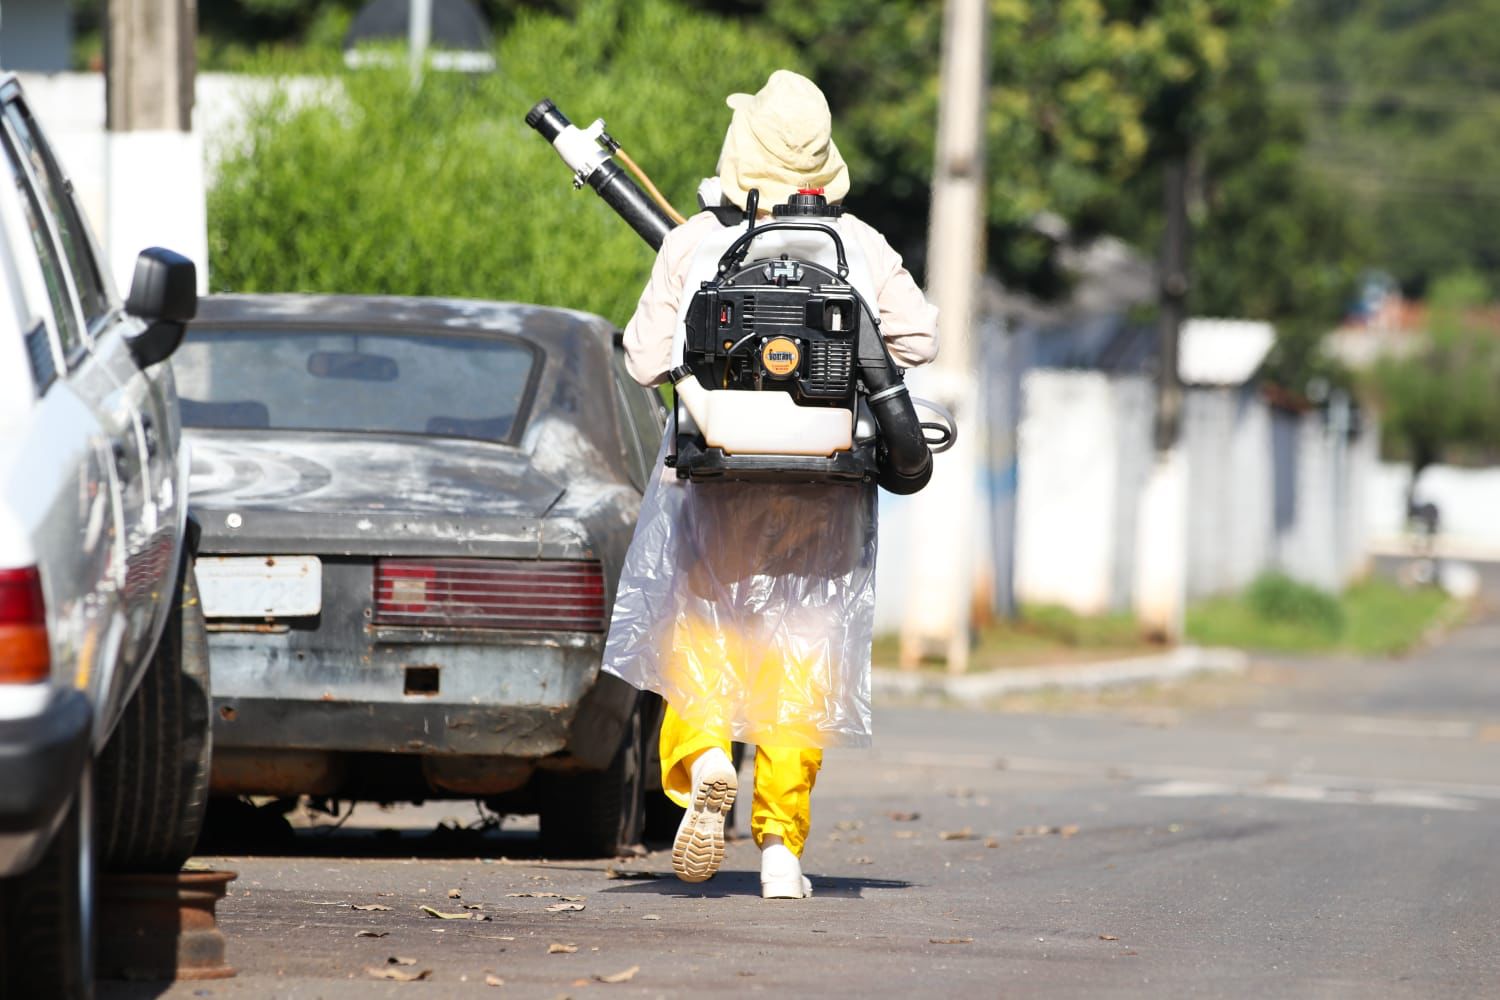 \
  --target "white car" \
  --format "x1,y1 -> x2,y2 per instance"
0,75 -> 206,998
